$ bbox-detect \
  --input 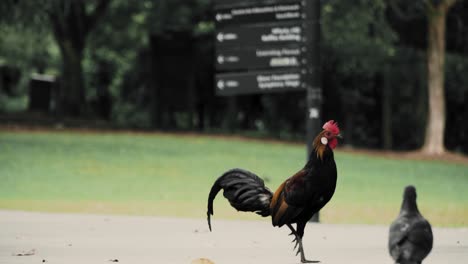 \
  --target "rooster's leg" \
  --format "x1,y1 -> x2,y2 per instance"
287,224 -> 319,263
287,224 -> 300,252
